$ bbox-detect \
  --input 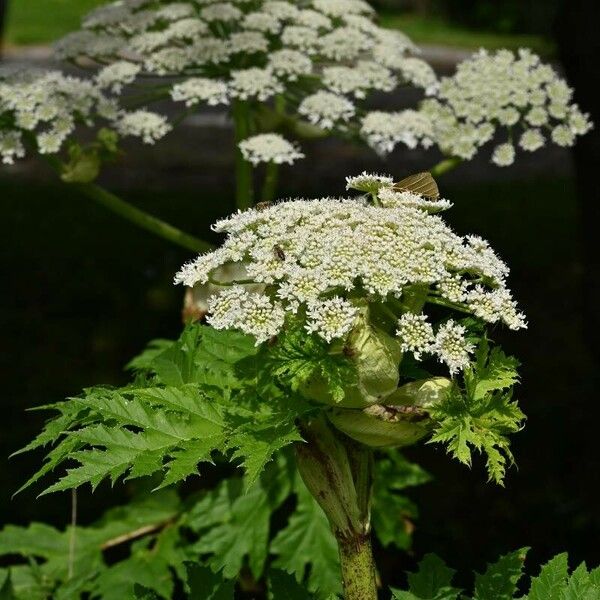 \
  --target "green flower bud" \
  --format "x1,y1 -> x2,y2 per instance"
328,377 -> 452,448
300,306 -> 402,408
